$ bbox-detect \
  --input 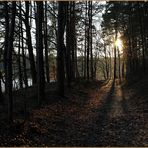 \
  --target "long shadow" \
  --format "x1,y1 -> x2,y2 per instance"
78,80 -> 116,146
97,80 -> 115,126
95,80 -> 141,146
121,86 -> 128,114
